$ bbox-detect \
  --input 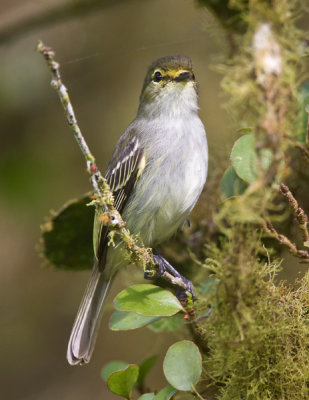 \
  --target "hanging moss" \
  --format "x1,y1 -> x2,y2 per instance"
195,228 -> 309,399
